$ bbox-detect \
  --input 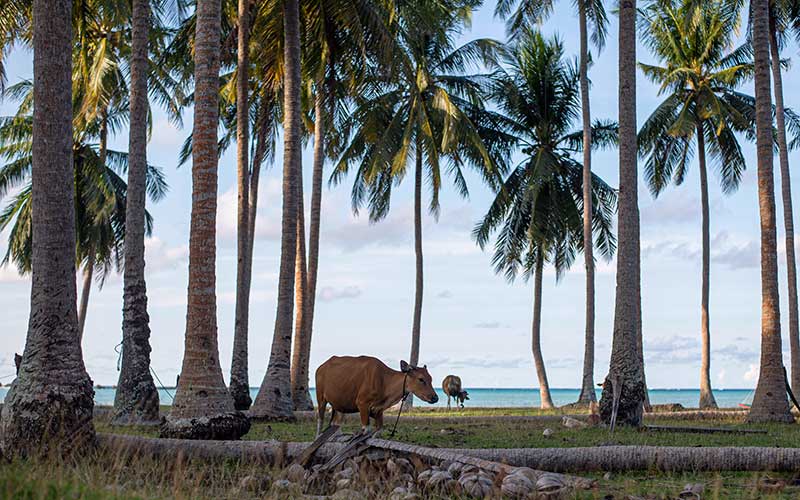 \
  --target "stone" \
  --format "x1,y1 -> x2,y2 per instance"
426,471 -> 453,492
332,488 -> 365,499
561,416 -> 588,428
447,462 -> 463,476
416,469 -> 433,487
501,472 -> 534,499
458,472 -> 494,498
336,478 -> 351,490
542,428 -> 554,437
285,463 -> 307,483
